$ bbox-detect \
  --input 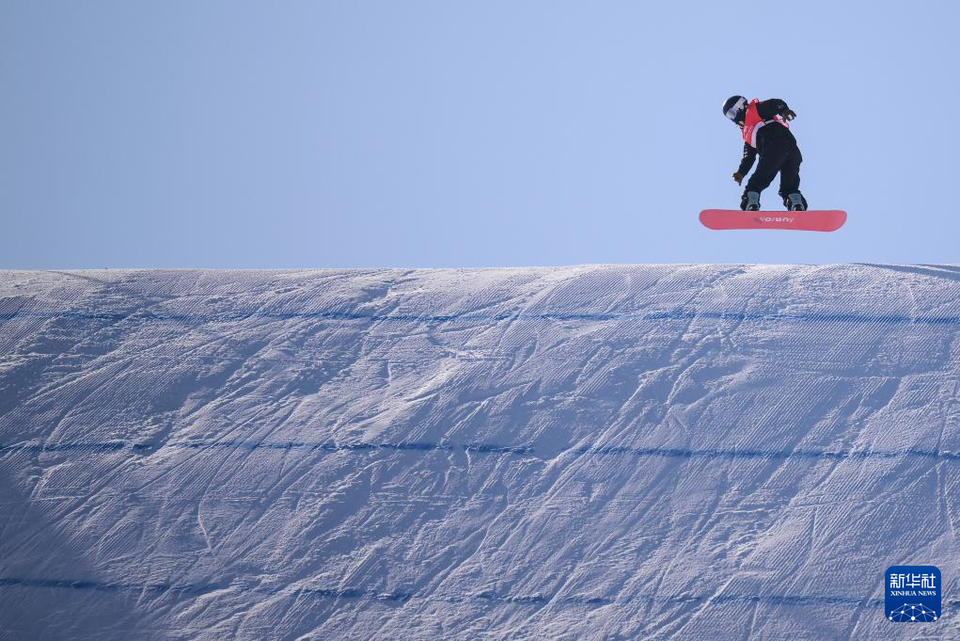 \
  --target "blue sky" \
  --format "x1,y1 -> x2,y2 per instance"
2,1 -> 958,268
